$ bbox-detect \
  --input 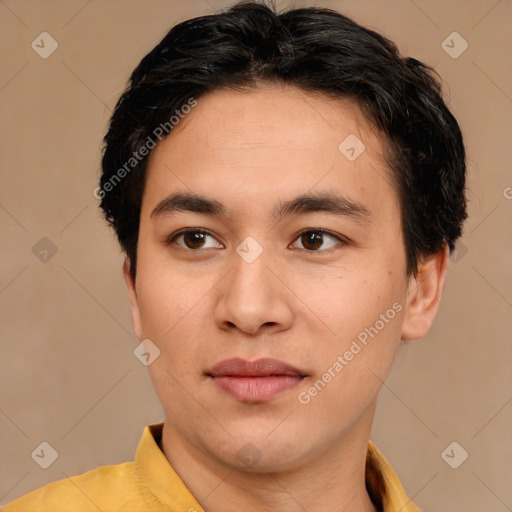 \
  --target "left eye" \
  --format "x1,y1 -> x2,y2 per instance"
290,230 -> 345,251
